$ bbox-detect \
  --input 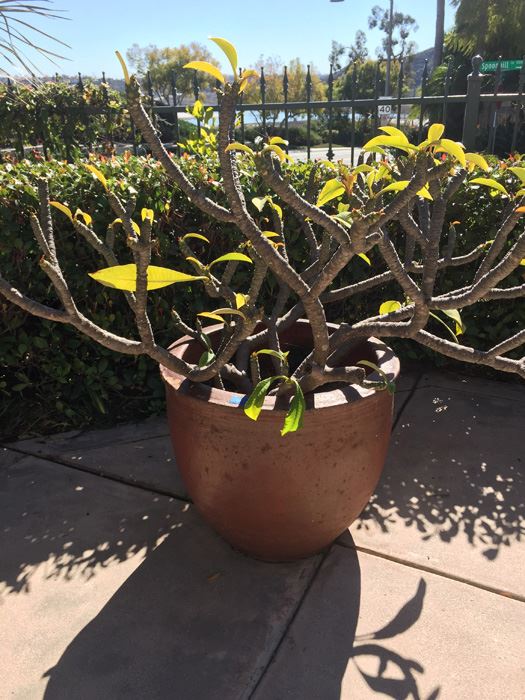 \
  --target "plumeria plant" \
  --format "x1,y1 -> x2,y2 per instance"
1,38 -> 524,435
